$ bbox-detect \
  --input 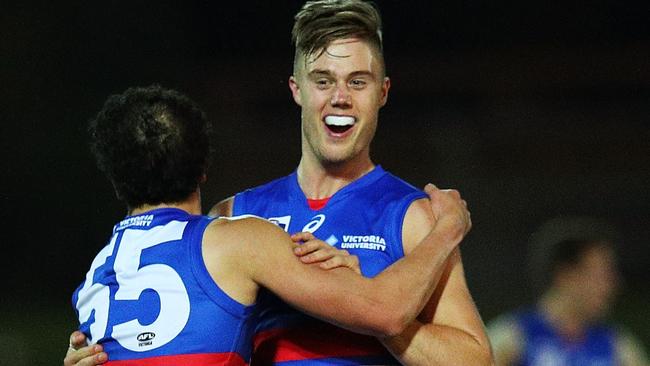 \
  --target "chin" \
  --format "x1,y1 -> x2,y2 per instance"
321,156 -> 351,167
318,149 -> 355,165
